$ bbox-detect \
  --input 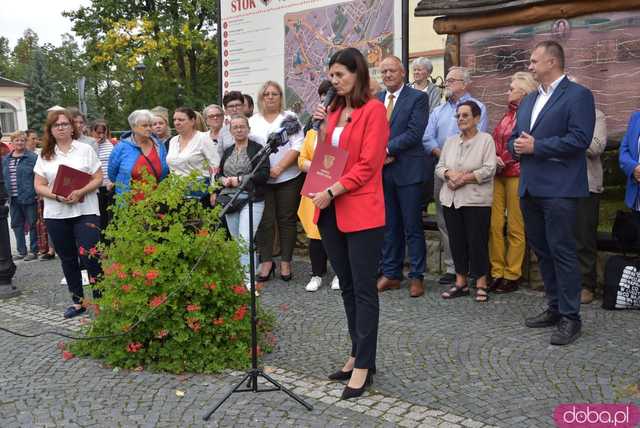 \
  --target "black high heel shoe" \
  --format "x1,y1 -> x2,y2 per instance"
341,371 -> 373,400
328,367 -> 375,381
279,263 -> 293,282
256,264 -> 275,282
